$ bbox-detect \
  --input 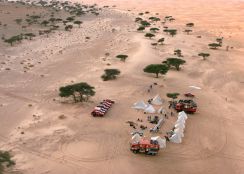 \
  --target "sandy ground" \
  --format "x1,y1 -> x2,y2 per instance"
0,0 -> 244,174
